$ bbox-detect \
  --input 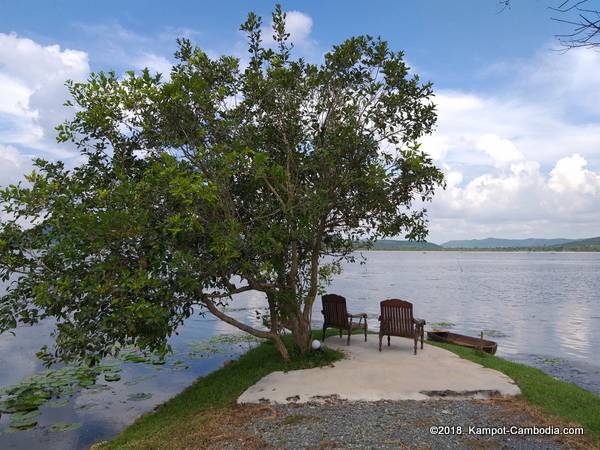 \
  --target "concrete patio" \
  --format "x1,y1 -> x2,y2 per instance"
238,336 -> 521,404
